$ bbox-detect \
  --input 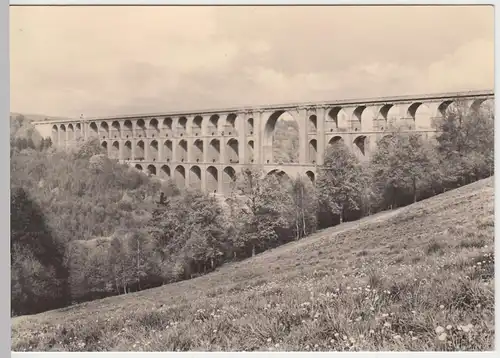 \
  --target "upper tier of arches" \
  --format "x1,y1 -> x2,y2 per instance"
49,96 -> 493,144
